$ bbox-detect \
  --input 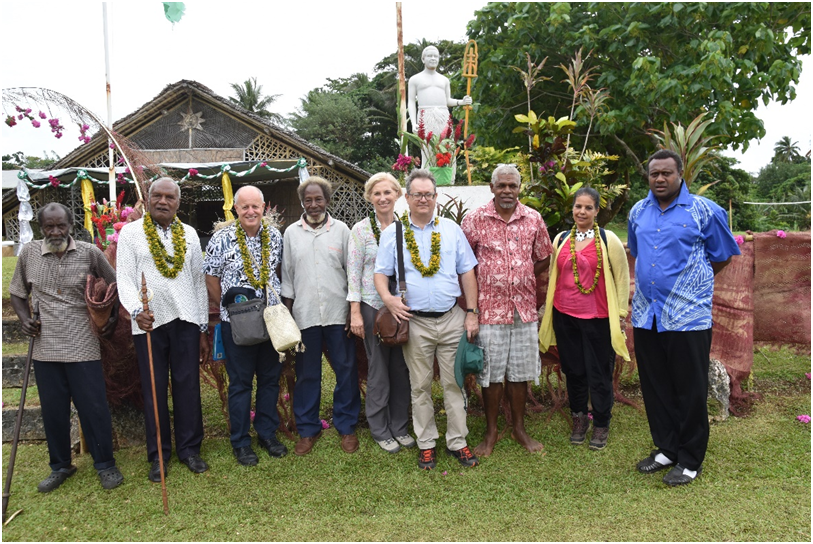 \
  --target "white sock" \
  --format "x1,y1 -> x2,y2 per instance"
654,453 -> 673,466
682,467 -> 698,478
